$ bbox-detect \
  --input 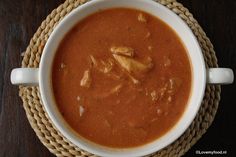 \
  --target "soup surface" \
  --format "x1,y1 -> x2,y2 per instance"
52,8 -> 192,148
